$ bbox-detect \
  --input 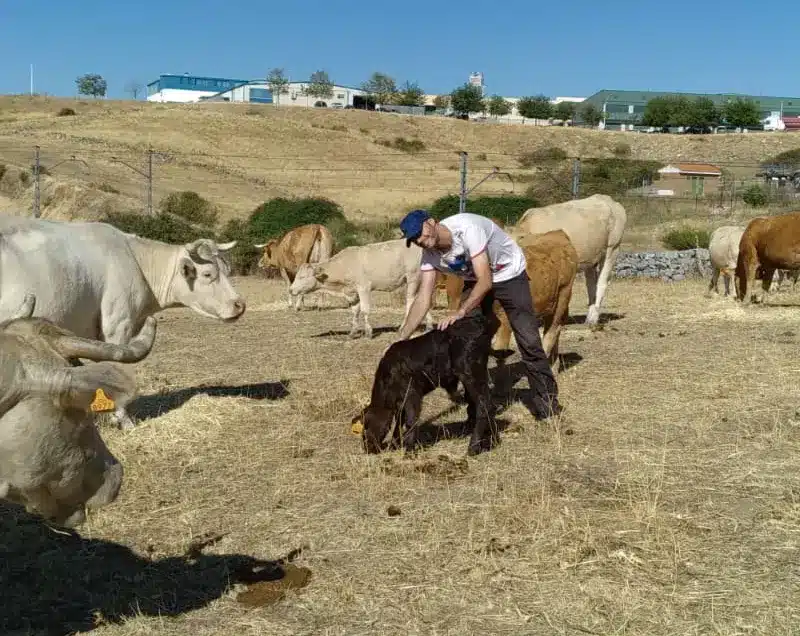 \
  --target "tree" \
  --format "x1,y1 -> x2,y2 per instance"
642,96 -> 693,127
124,80 -> 143,100
76,73 -> 107,98
432,94 -> 450,110
554,101 -> 577,123
686,97 -> 720,129
395,81 -> 425,107
516,95 -> 552,120
581,103 -> 602,126
486,94 -> 511,118
723,97 -> 762,128
304,70 -> 334,100
266,68 -> 290,106
361,72 -> 397,106
449,83 -> 485,116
